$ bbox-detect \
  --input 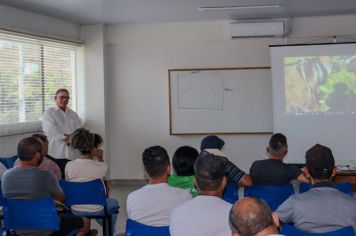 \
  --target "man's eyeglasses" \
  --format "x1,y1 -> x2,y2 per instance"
59,96 -> 70,100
